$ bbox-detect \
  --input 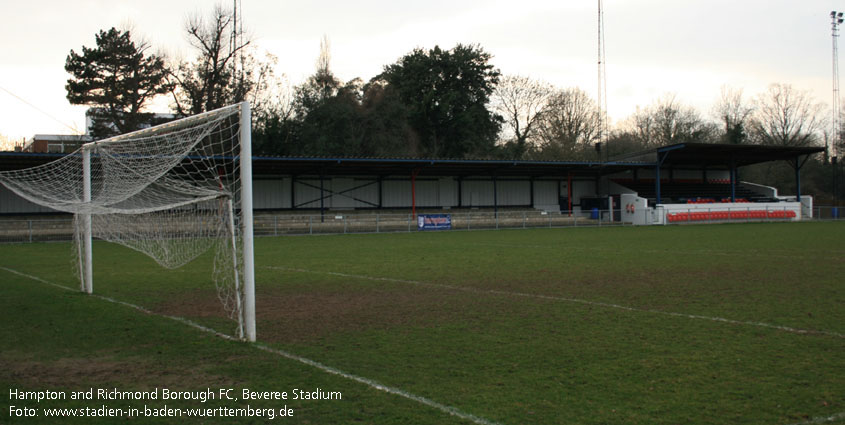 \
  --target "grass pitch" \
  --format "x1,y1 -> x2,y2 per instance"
1,222 -> 843,424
